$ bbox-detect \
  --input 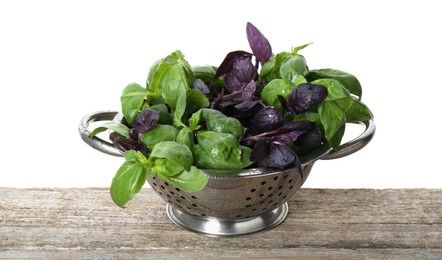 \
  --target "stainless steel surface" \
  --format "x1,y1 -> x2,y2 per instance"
78,111 -> 122,156
321,120 -> 376,160
166,202 -> 289,237
147,163 -> 313,219
79,110 -> 376,236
